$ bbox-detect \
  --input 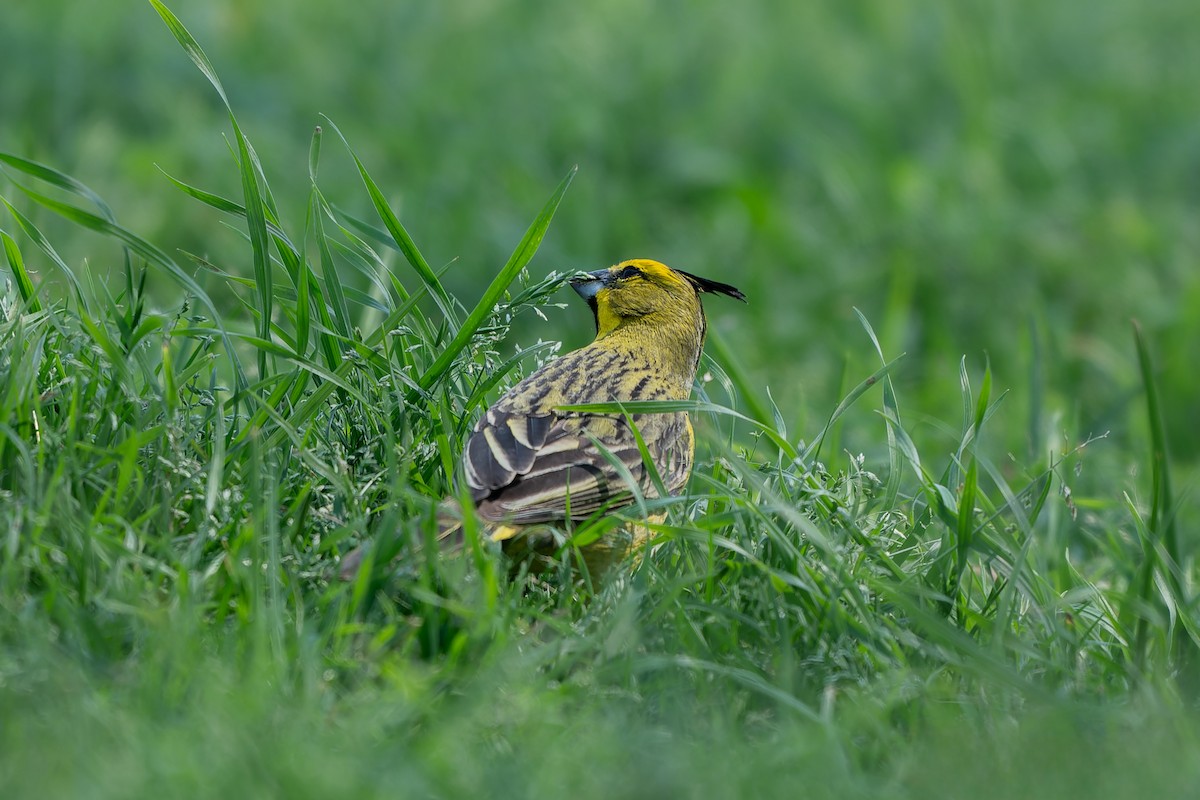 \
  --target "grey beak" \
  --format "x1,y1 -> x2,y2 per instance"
569,269 -> 610,300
